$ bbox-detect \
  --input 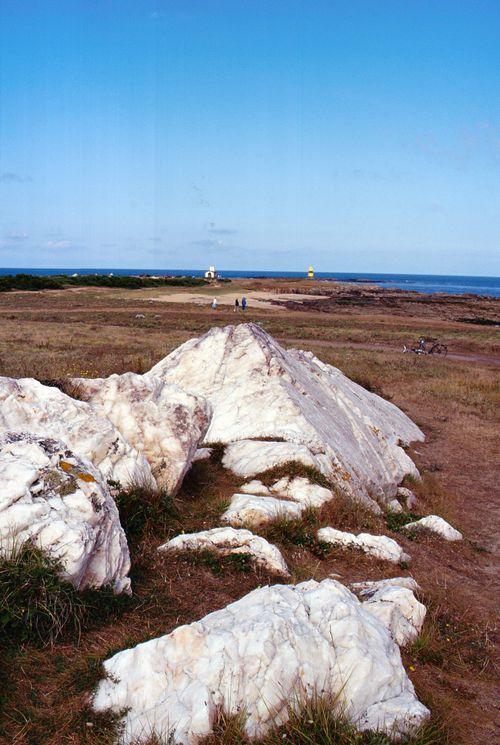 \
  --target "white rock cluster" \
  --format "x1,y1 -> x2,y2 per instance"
158,527 -> 289,576
318,527 -> 410,564
145,323 -> 424,511
74,373 -> 211,494
0,377 -> 153,487
351,577 -> 426,646
92,579 -> 429,744
0,433 -> 131,593
223,476 -> 334,527
403,515 -> 462,541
